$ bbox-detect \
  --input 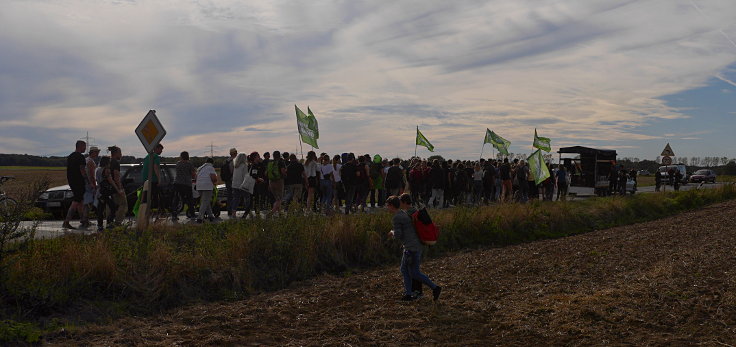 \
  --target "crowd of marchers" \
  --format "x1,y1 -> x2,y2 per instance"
65,140 -> 648,229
